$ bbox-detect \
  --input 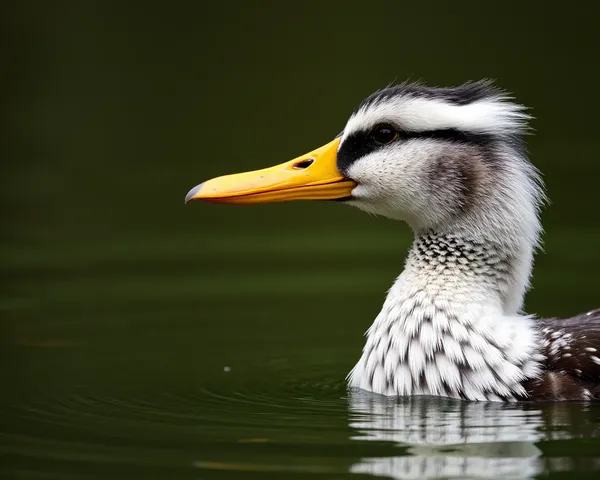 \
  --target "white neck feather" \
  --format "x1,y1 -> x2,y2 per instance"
347,231 -> 544,401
